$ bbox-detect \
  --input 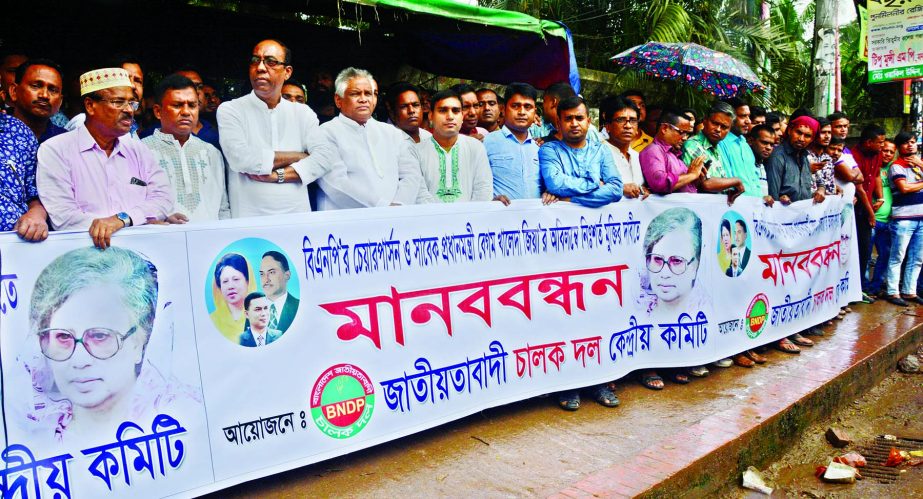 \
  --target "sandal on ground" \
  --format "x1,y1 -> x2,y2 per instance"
687,365 -> 710,377
712,358 -> 733,368
775,338 -> 801,354
670,370 -> 690,384
861,292 -> 876,304
803,326 -> 825,337
886,295 -> 910,307
789,333 -> 814,347
593,386 -> 620,408
733,353 -> 755,368
901,295 -> 923,305
745,350 -> 767,364
557,391 -> 580,411
639,371 -> 664,390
